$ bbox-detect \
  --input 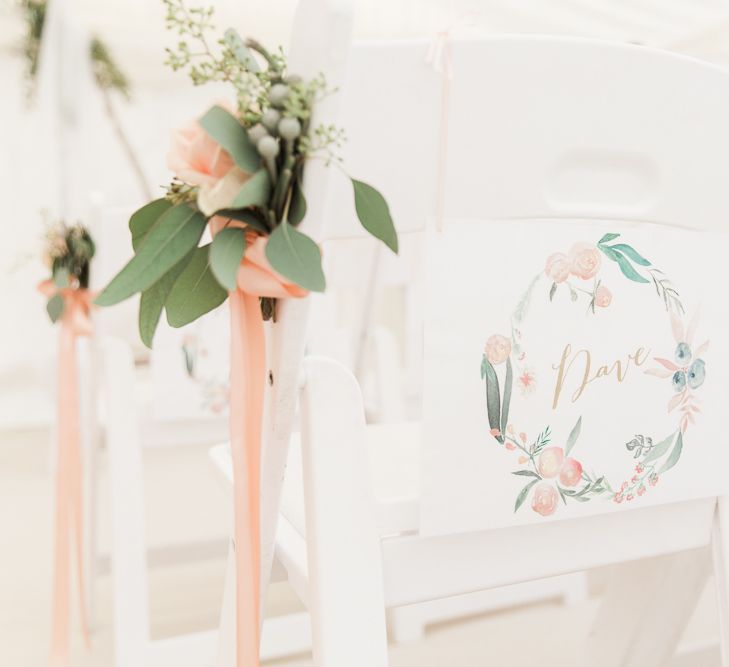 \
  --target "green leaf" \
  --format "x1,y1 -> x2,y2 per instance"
614,252 -> 649,283
53,266 -> 69,288
480,355 -> 487,380
223,28 -> 260,71
231,168 -> 271,209
138,254 -> 191,348
483,358 -> 502,442
265,221 -> 326,292
199,105 -> 260,173
96,204 -> 207,306
512,470 -> 540,478
549,282 -> 557,301
130,198 -> 172,251
609,243 -> 650,266
501,358 -> 512,436
210,227 -> 247,291
165,244 -> 228,328
599,245 -> 621,261
642,432 -> 676,464
216,208 -> 268,234
351,179 -> 398,253
564,416 -> 582,456
288,180 -> 307,226
598,233 -> 620,244
46,293 -> 64,323
658,432 -> 683,474
515,479 -> 539,512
